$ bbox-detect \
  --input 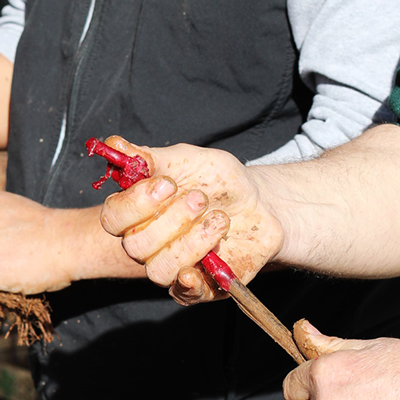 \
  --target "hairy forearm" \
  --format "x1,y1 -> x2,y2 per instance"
0,53 -> 13,149
253,124 -> 400,278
